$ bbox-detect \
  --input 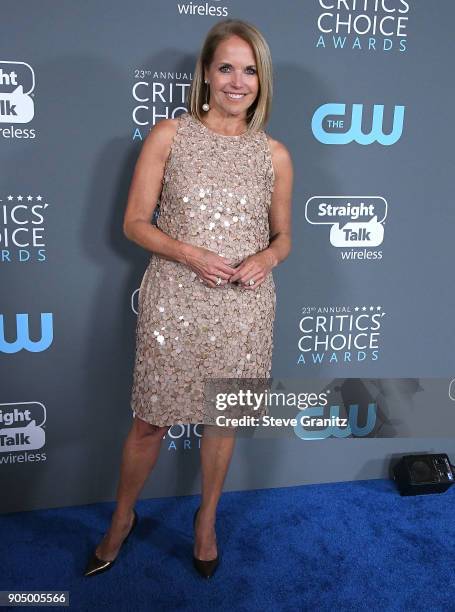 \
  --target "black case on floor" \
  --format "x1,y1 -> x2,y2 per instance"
393,453 -> 454,496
